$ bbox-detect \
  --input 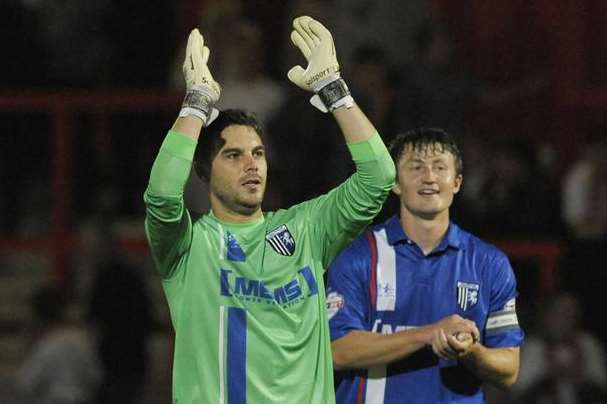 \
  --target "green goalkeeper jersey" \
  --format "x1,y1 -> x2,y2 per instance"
144,130 -> 394,404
